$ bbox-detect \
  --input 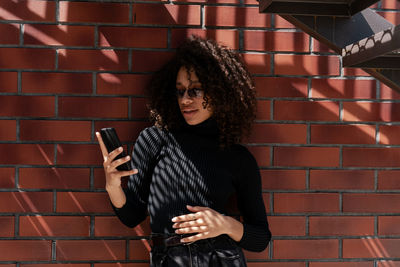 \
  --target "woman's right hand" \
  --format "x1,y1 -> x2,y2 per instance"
95,132 -> 138,189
